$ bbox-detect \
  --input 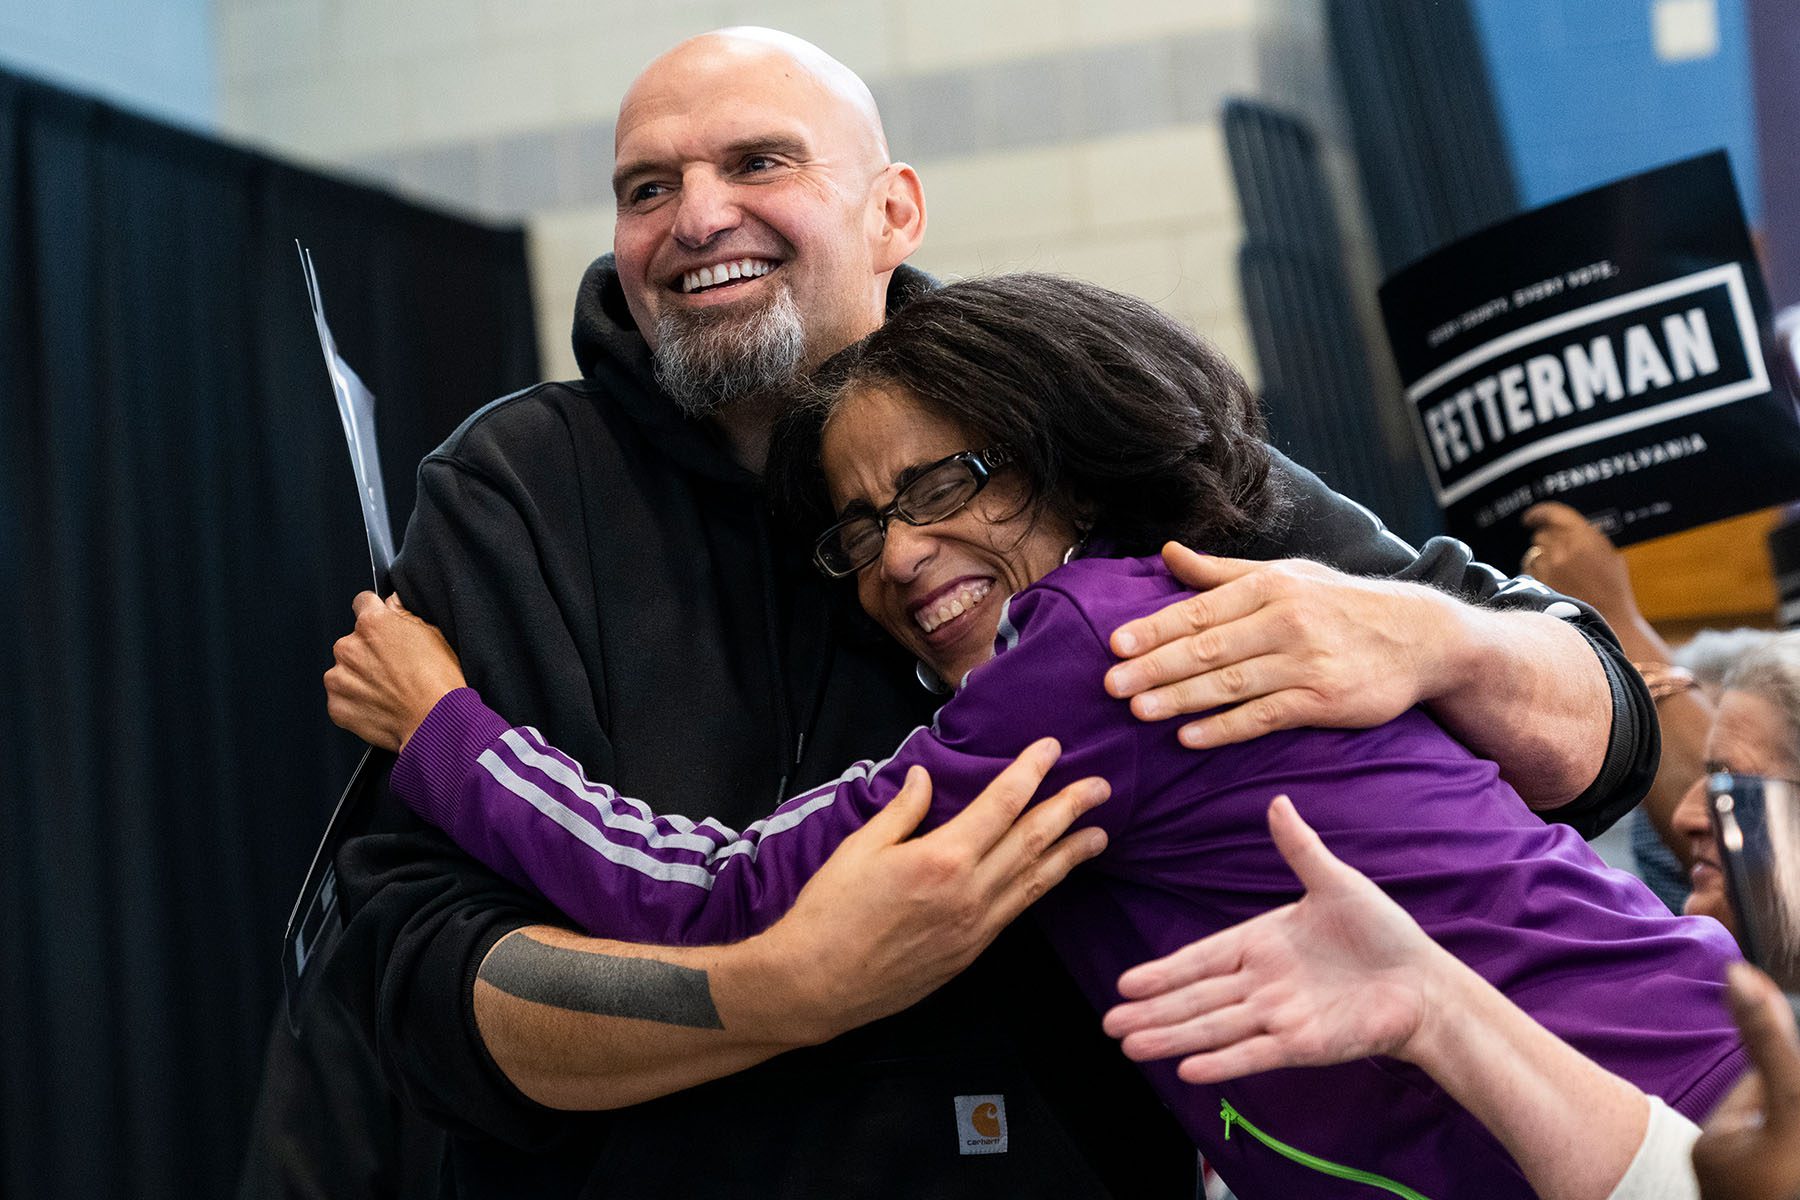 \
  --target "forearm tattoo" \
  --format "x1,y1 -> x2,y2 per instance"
478,932 -> 724,1030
